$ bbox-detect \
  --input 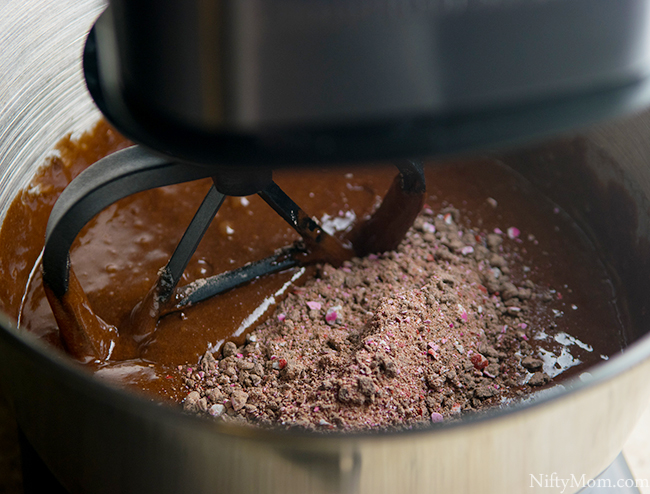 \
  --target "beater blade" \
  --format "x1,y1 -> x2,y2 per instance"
42,147 -> 425,361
